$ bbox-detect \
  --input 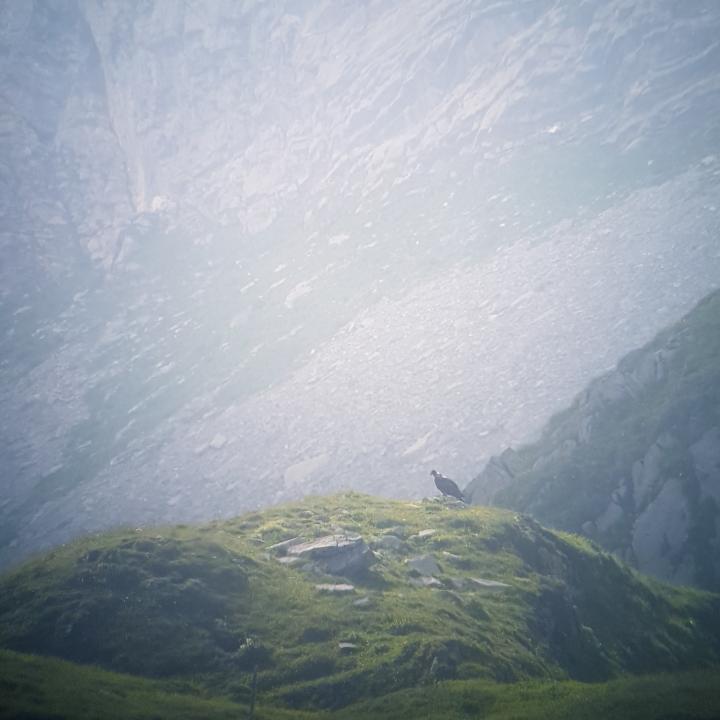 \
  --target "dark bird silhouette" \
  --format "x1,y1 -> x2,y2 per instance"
431,470 -> 466,502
